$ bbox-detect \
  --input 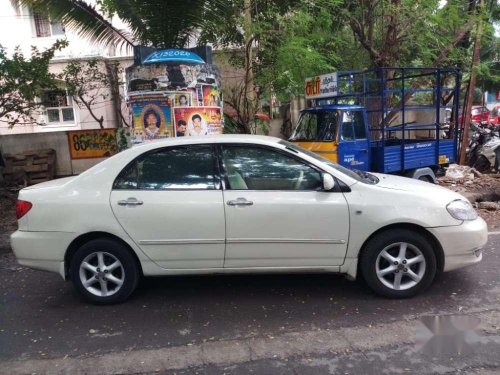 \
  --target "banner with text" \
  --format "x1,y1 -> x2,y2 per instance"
305,72 -> 338,99
67,129 -> 118,160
